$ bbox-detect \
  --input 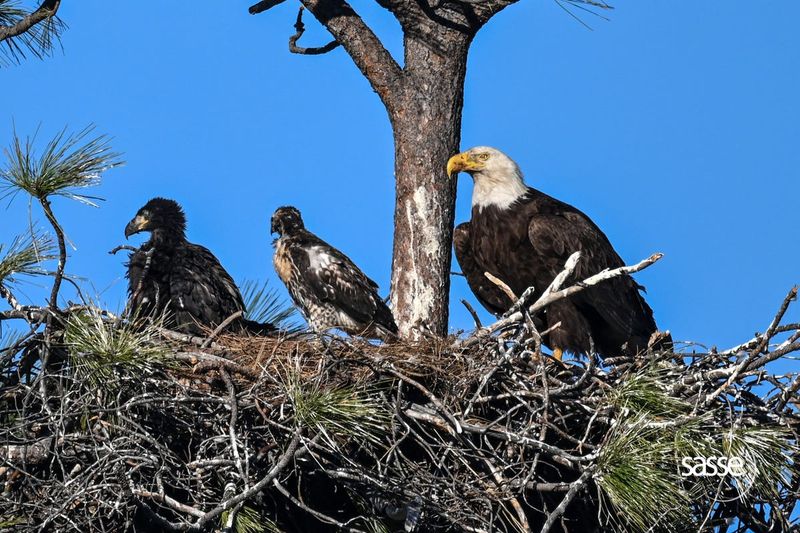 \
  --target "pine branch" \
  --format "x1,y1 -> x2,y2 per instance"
0,0 -> 64,65
1,125 -> 123,205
